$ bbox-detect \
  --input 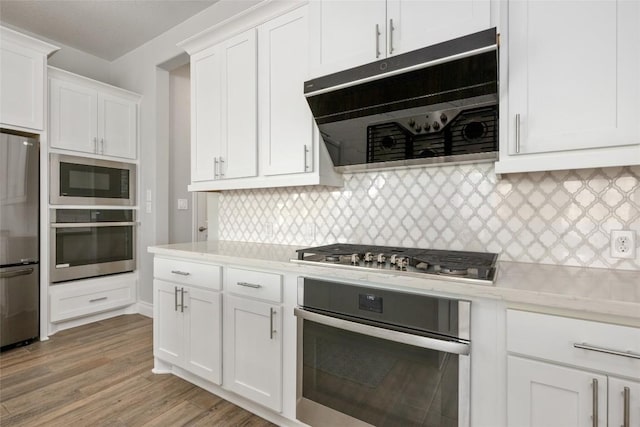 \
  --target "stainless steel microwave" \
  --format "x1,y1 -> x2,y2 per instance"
50,154 -> 136,206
